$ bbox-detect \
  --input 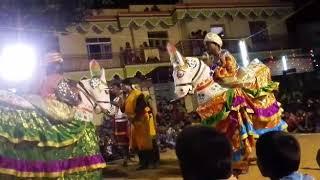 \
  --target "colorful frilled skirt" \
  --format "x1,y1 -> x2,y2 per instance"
197,83 -> 287,161
0,102 -> 106,179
